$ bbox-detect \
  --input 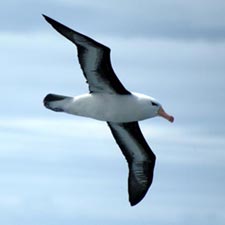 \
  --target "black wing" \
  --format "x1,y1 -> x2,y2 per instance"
107,121 -> 156,206
43,15 -> 130,95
